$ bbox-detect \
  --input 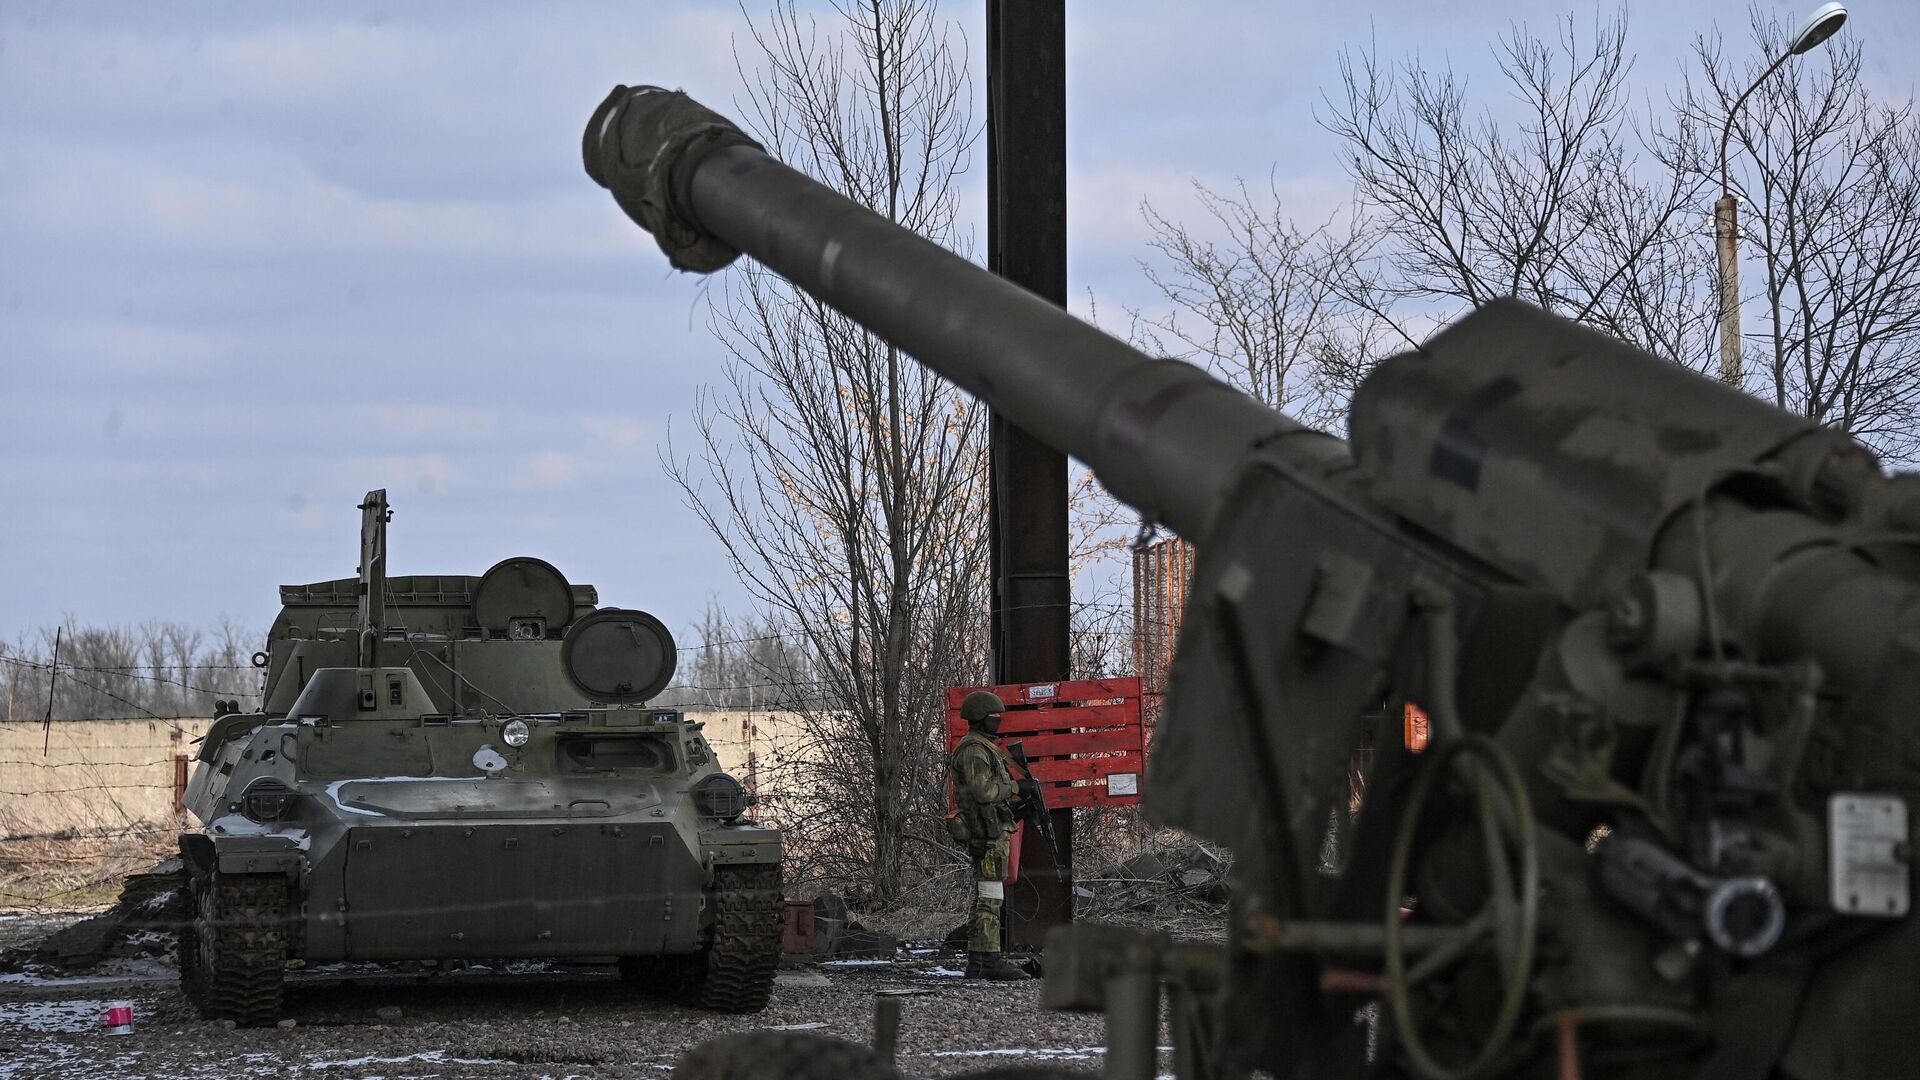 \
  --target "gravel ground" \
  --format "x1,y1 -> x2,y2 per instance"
0,914 -> 89,954
0,937 -> 1117,1079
